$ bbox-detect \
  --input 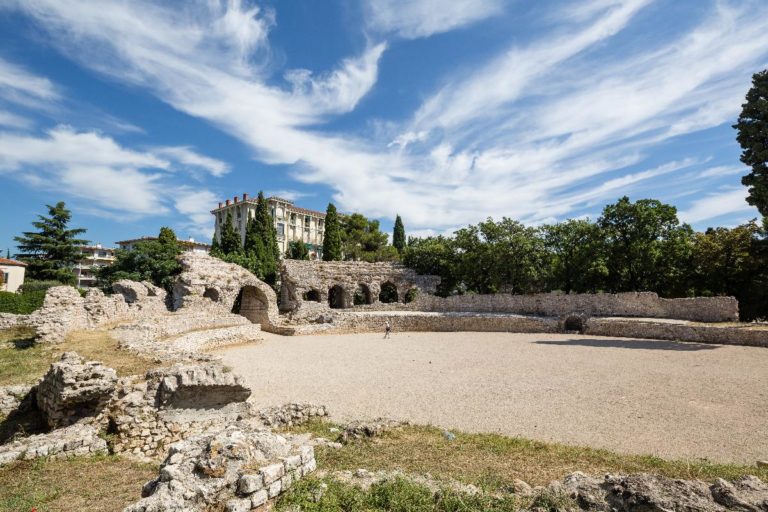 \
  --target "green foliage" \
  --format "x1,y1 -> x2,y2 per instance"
691,220 -> 768,321
542,219 -> 608,293
253,191 -> 280,284
0,290 -> 46,314
18,280 -> 63,293
454,218 -> 549,294
341,213 -> 389,262
14,201 -> 89,284
219,212 -> 242,256
322,203 -> 343,261
96,227 -> 182,291
393,214 -> 406,254
735,69 -> 768,218
403,236 -> 458,296
286,240 -> 310,260
598,196 -> 693,296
